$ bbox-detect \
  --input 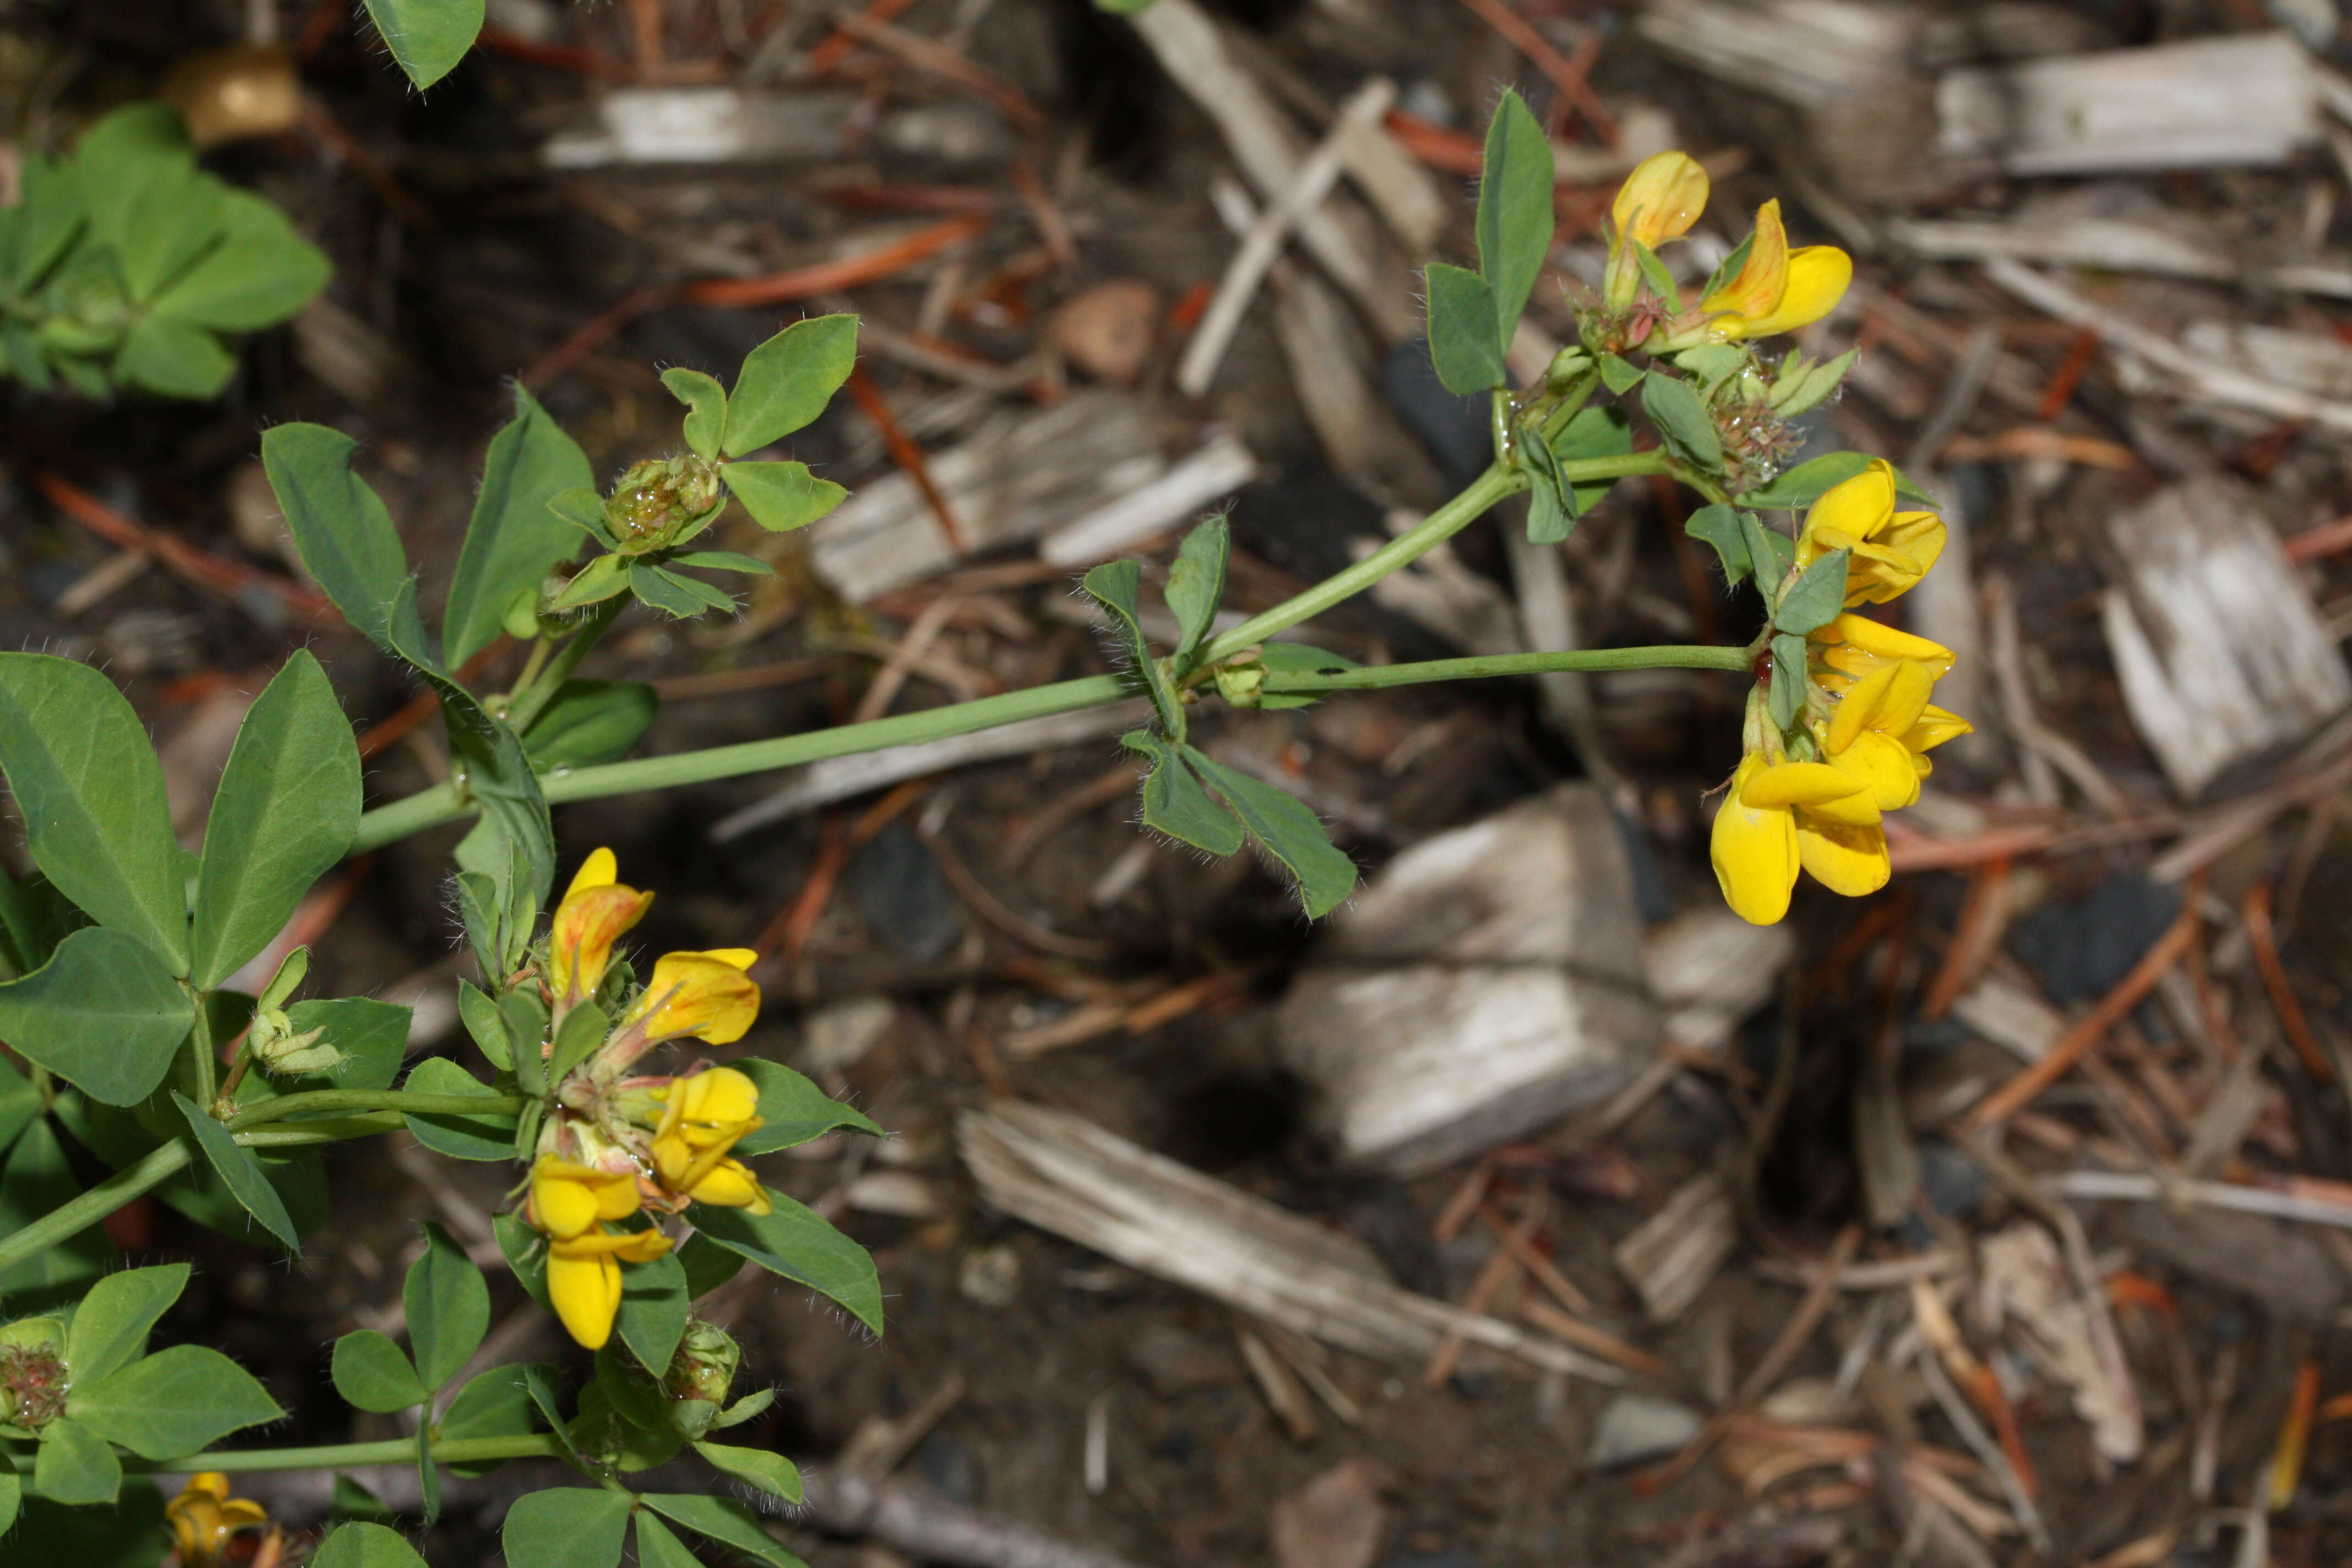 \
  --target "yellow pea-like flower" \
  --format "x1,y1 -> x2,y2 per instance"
545,1226 -> 674,1350
549,848 -> 654,1015
1807,613 -> 1954,692
620,949 -> 761,1047
1821,658 -> 1943,810
168,1473 -> 270,1567
650,1066 -> 772,1216
529,1155 -> 641,1241
1612,151 -> 1709,252
1793,460 -> 1947,606
1711,752 -> 1889,926
1698,200 -> 1852,342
